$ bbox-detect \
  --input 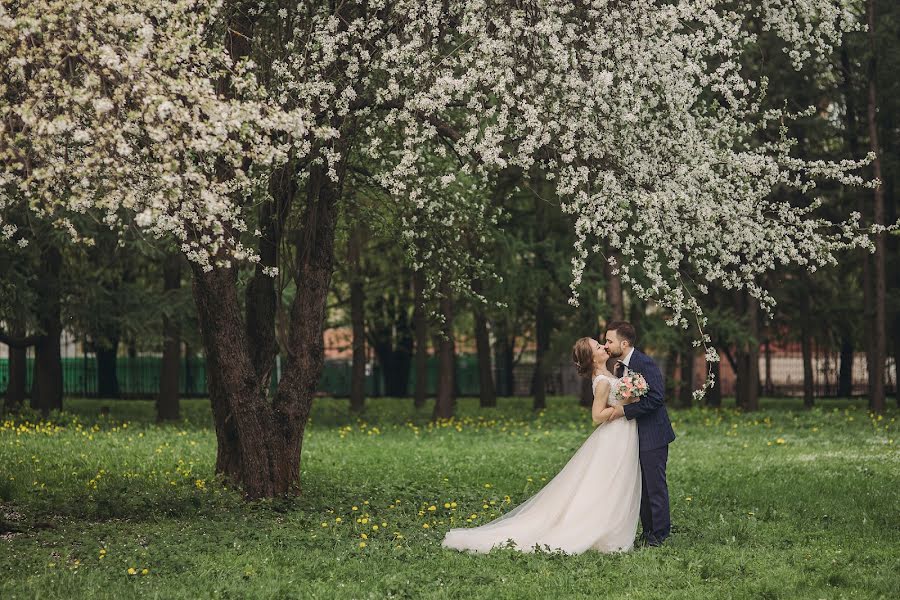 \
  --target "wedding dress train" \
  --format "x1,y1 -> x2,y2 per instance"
441,374 -> 641,554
